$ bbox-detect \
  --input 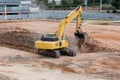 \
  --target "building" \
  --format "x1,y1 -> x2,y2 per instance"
0,0 -> 31,20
